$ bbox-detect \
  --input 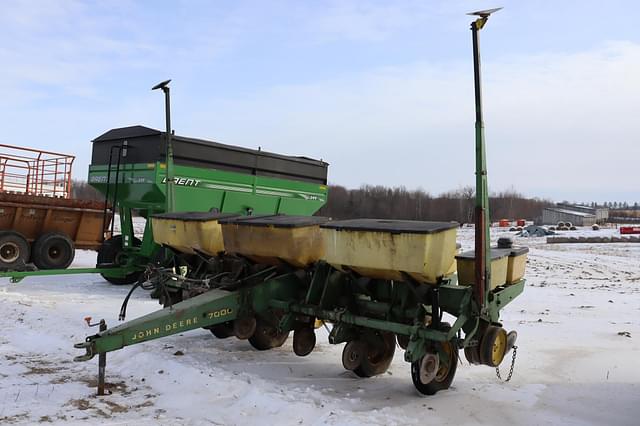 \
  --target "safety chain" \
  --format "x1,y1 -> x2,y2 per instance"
495,345 -> 517,382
